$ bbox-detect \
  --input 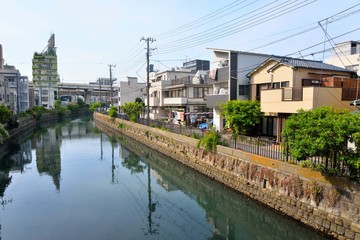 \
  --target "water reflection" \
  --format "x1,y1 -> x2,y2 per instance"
115,133 -> 327,240
35,127 -> 62,190
0,118 -> 327,240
